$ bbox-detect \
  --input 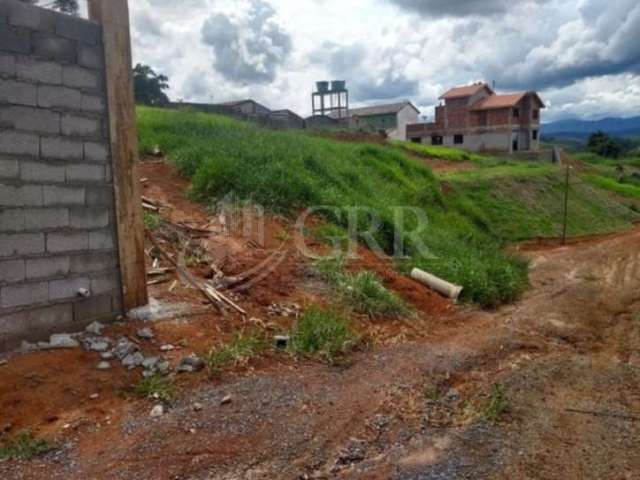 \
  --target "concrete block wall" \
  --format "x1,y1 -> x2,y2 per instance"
0,0 -> 123,351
